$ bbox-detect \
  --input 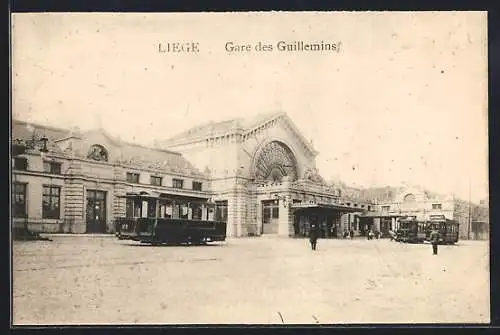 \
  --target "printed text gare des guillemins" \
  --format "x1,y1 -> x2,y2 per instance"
157,41 -> 343,53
